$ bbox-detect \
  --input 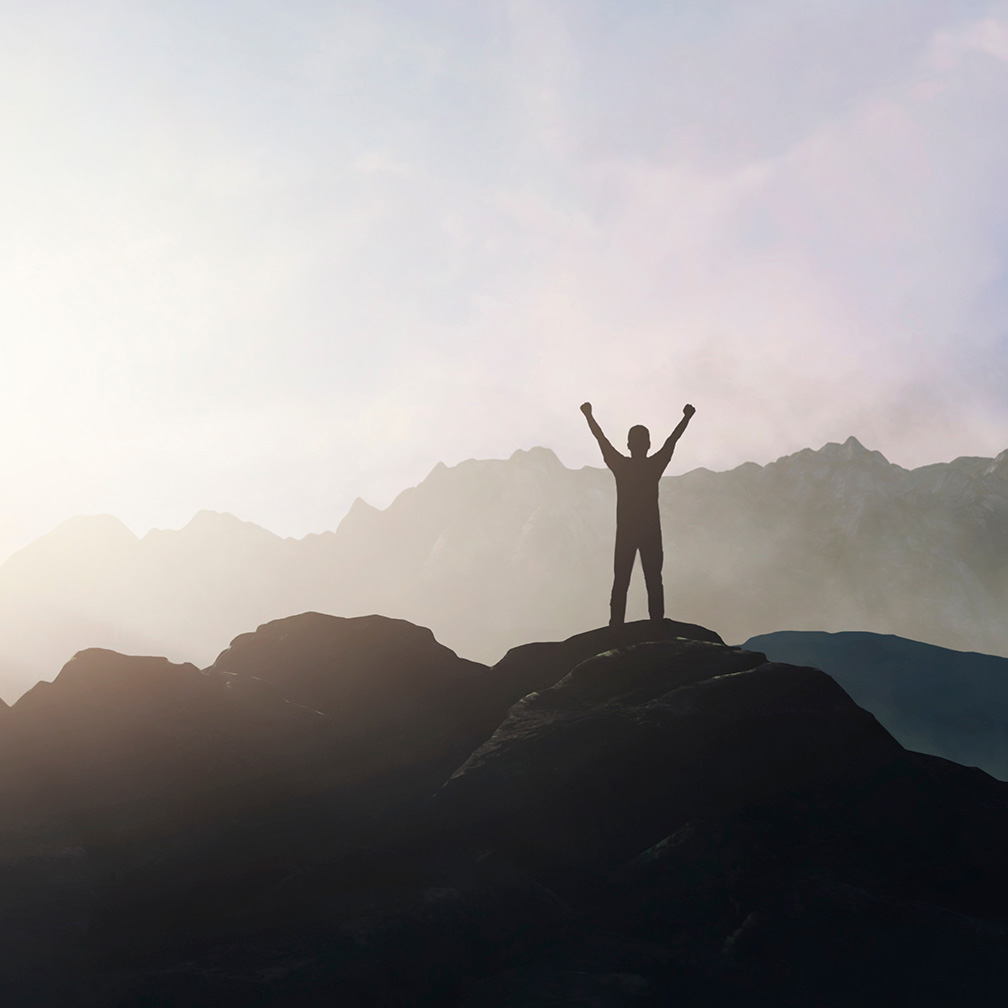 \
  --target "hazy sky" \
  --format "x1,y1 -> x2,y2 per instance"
2,0 -> 1007,561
